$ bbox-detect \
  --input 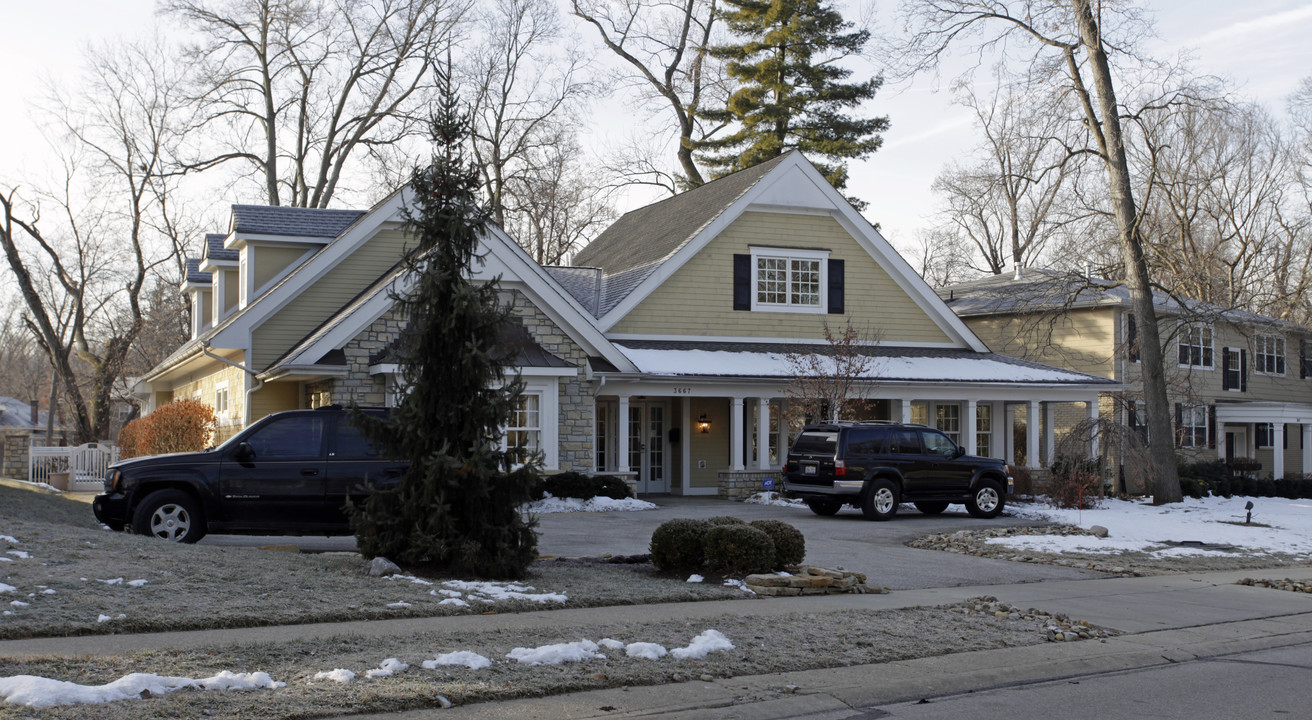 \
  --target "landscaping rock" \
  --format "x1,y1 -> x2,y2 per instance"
1090,525 -> 1110,538
744,565 -> 874,596
364,557 -> 402,577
